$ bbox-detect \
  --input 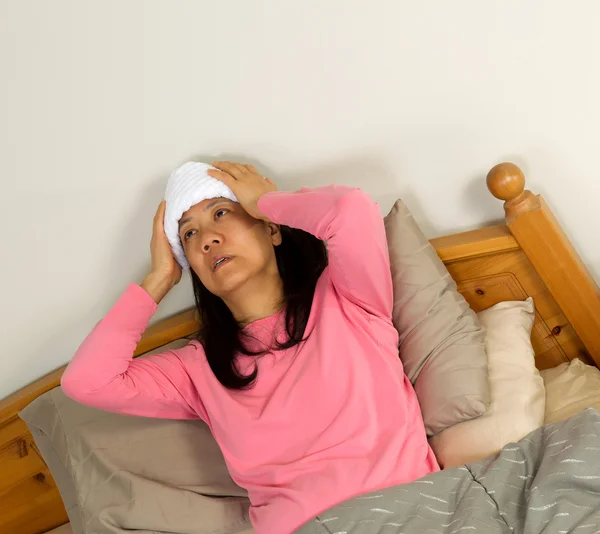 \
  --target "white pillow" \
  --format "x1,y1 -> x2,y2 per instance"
541,358 -> 600,424
428,298 -> 545,468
